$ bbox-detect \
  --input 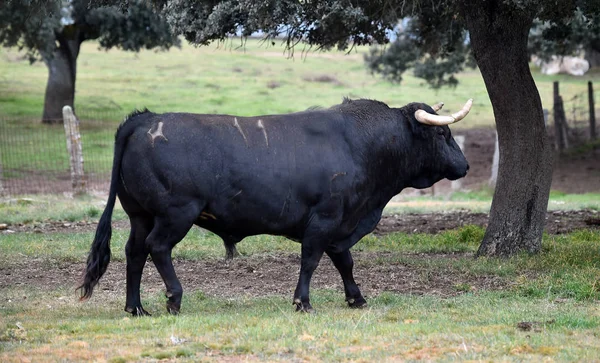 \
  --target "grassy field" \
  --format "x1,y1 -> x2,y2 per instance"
1,196 -> 600,361
1,39 -> 600,361
1,39 -> 598,127
1,191 -> 600,226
